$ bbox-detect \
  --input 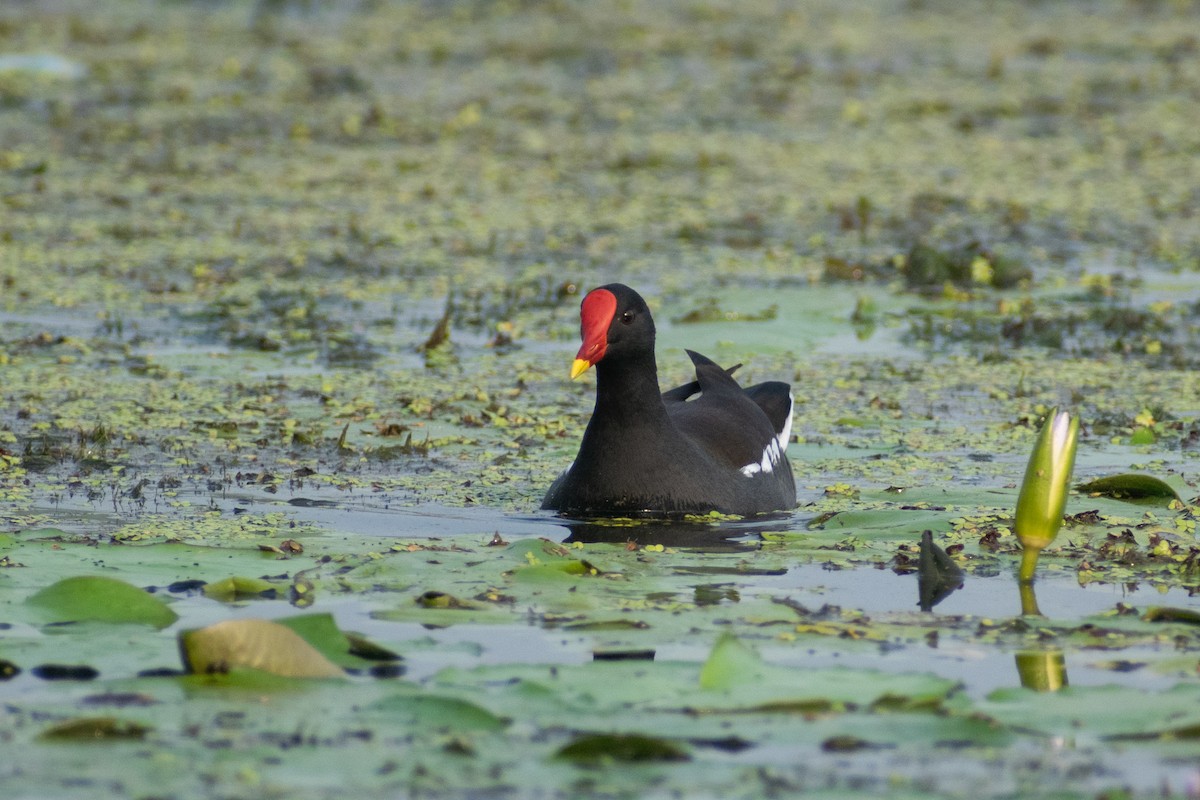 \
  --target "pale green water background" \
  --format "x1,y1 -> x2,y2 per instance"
2,1 -> 1200,797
